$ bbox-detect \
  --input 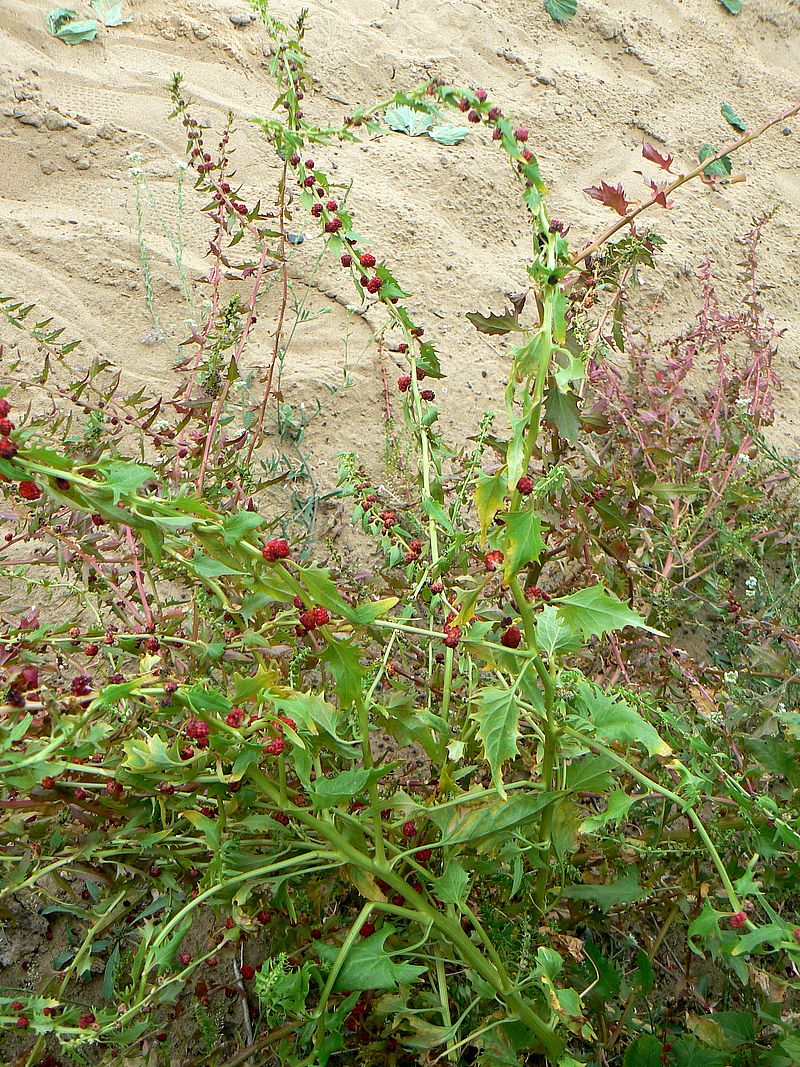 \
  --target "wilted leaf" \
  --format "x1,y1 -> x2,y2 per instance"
46,8 -> 99,42
91,0 -> 132,24
427,124 -> 470,145
474,470 -> 507,544
384,105 -> 433,137
642,143 -> 674,170
575,681 -> 672,757
544,387 -> 581,444
584,180 -> 630,216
